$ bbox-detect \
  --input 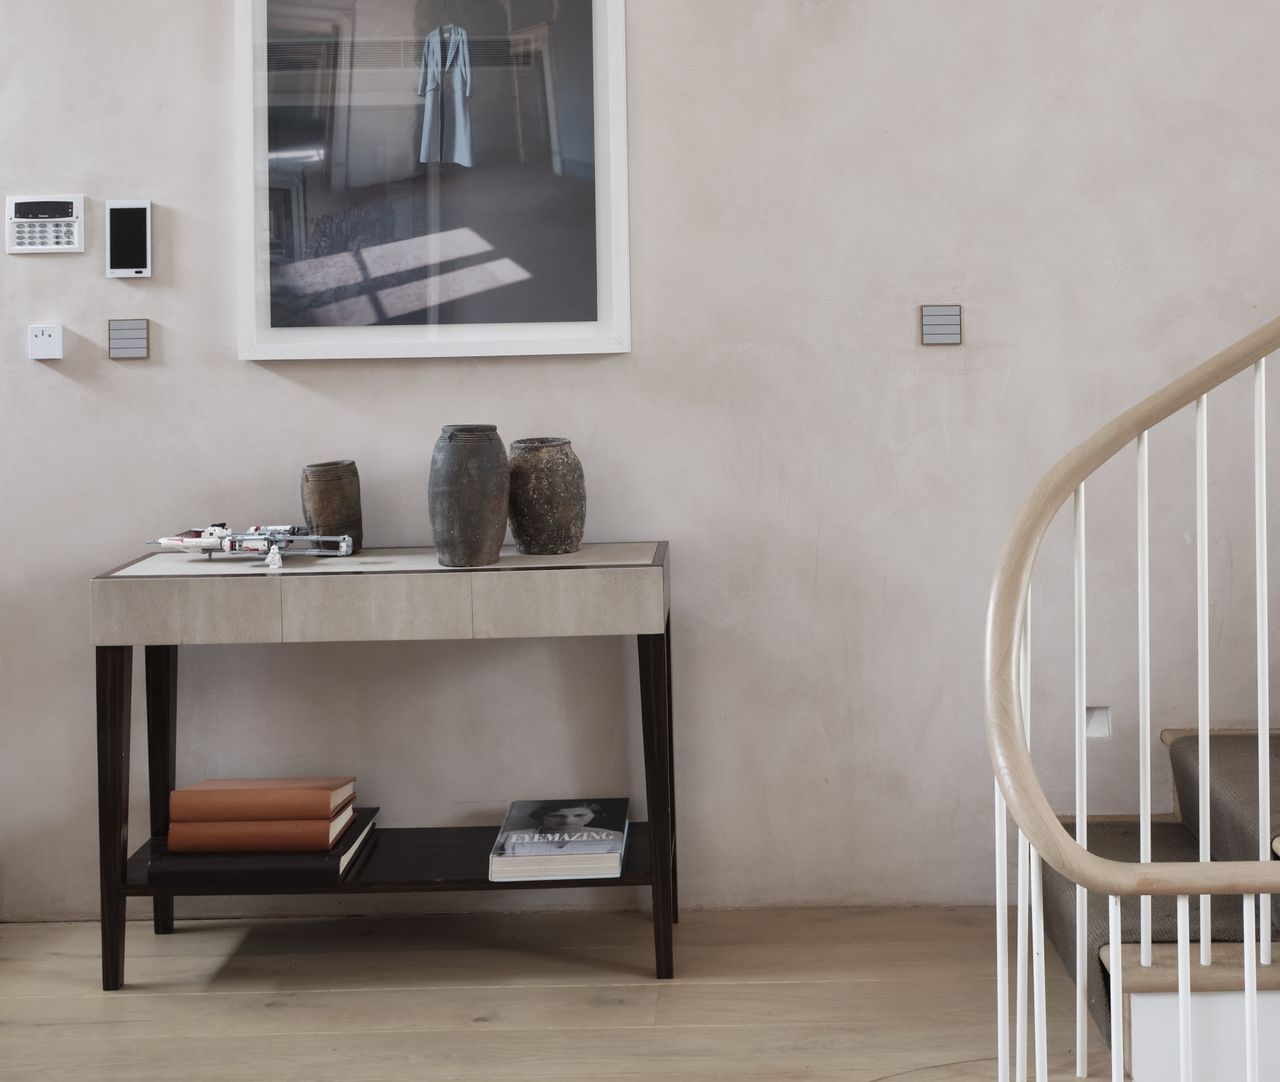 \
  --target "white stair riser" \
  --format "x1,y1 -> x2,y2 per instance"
1130,989 -> 1280,1081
